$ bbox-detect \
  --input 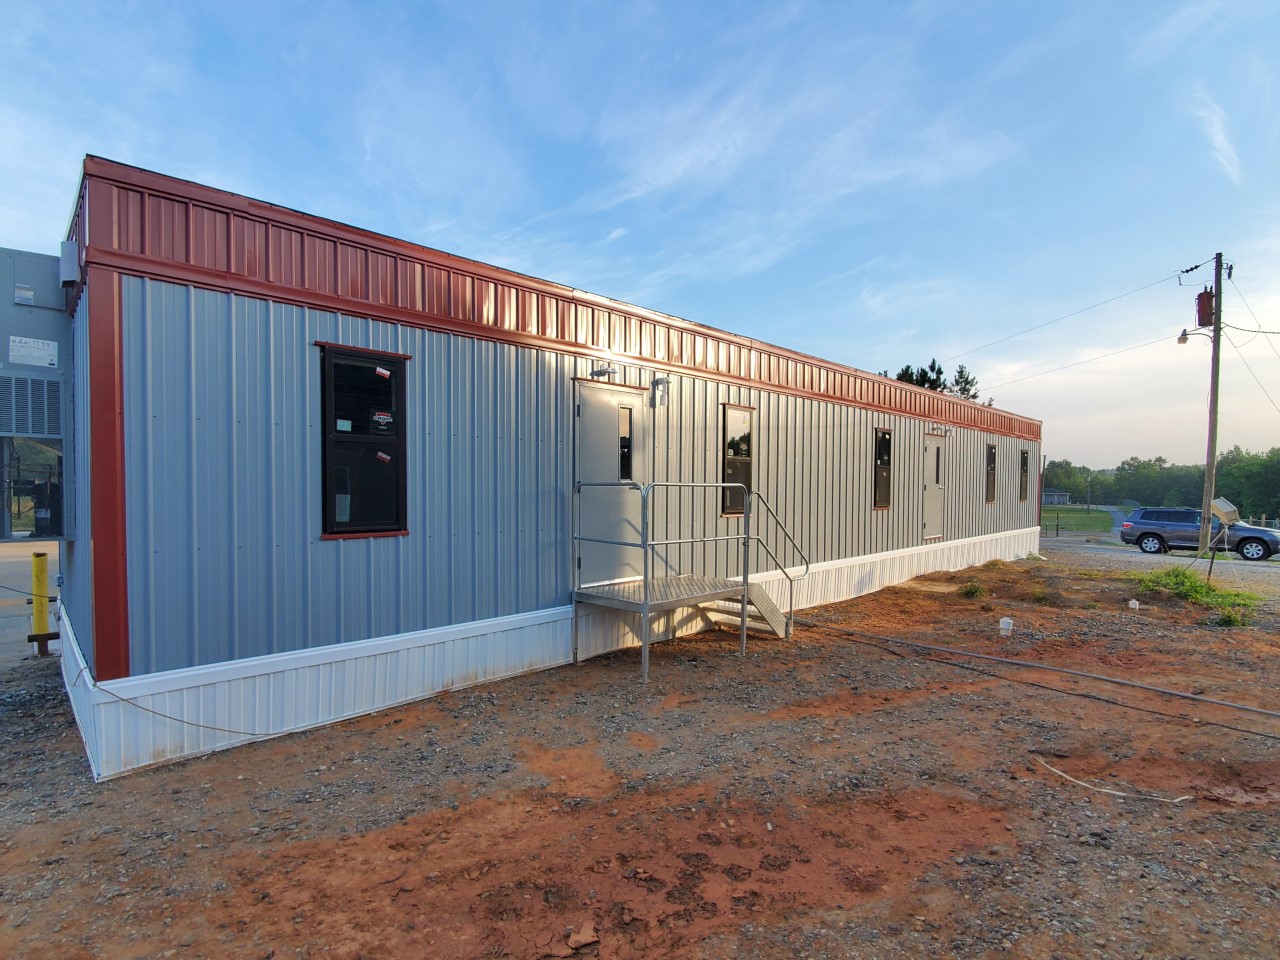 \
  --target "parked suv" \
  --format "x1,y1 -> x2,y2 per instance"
1120,507 -> 1279,561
